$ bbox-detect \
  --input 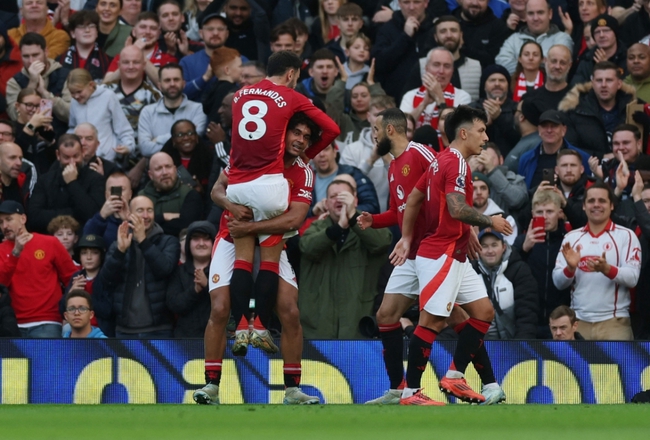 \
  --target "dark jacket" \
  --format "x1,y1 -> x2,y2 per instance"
83,212 -> 122,250
370,10 -> 435,102
166,221 -> 216,338
309,164 -> 380,216
161,138 -> 216,193
224,0 -> 271,63
295,77 -> 327,111
202,79 -> 239,124
517,139 -> 591,189
28,163 -> 106,233
97,223 -> 180,331
513,222 -> 571,327
470,98 -> 520,156
473,246 -> 538,339
139,178 -> 204,237
559,81 -> 637,158
619,11 -> 650,49
0,288 -> 20,337
453,7 -> 511,68
0,158 -> 37,210
571,42 -> 628,86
